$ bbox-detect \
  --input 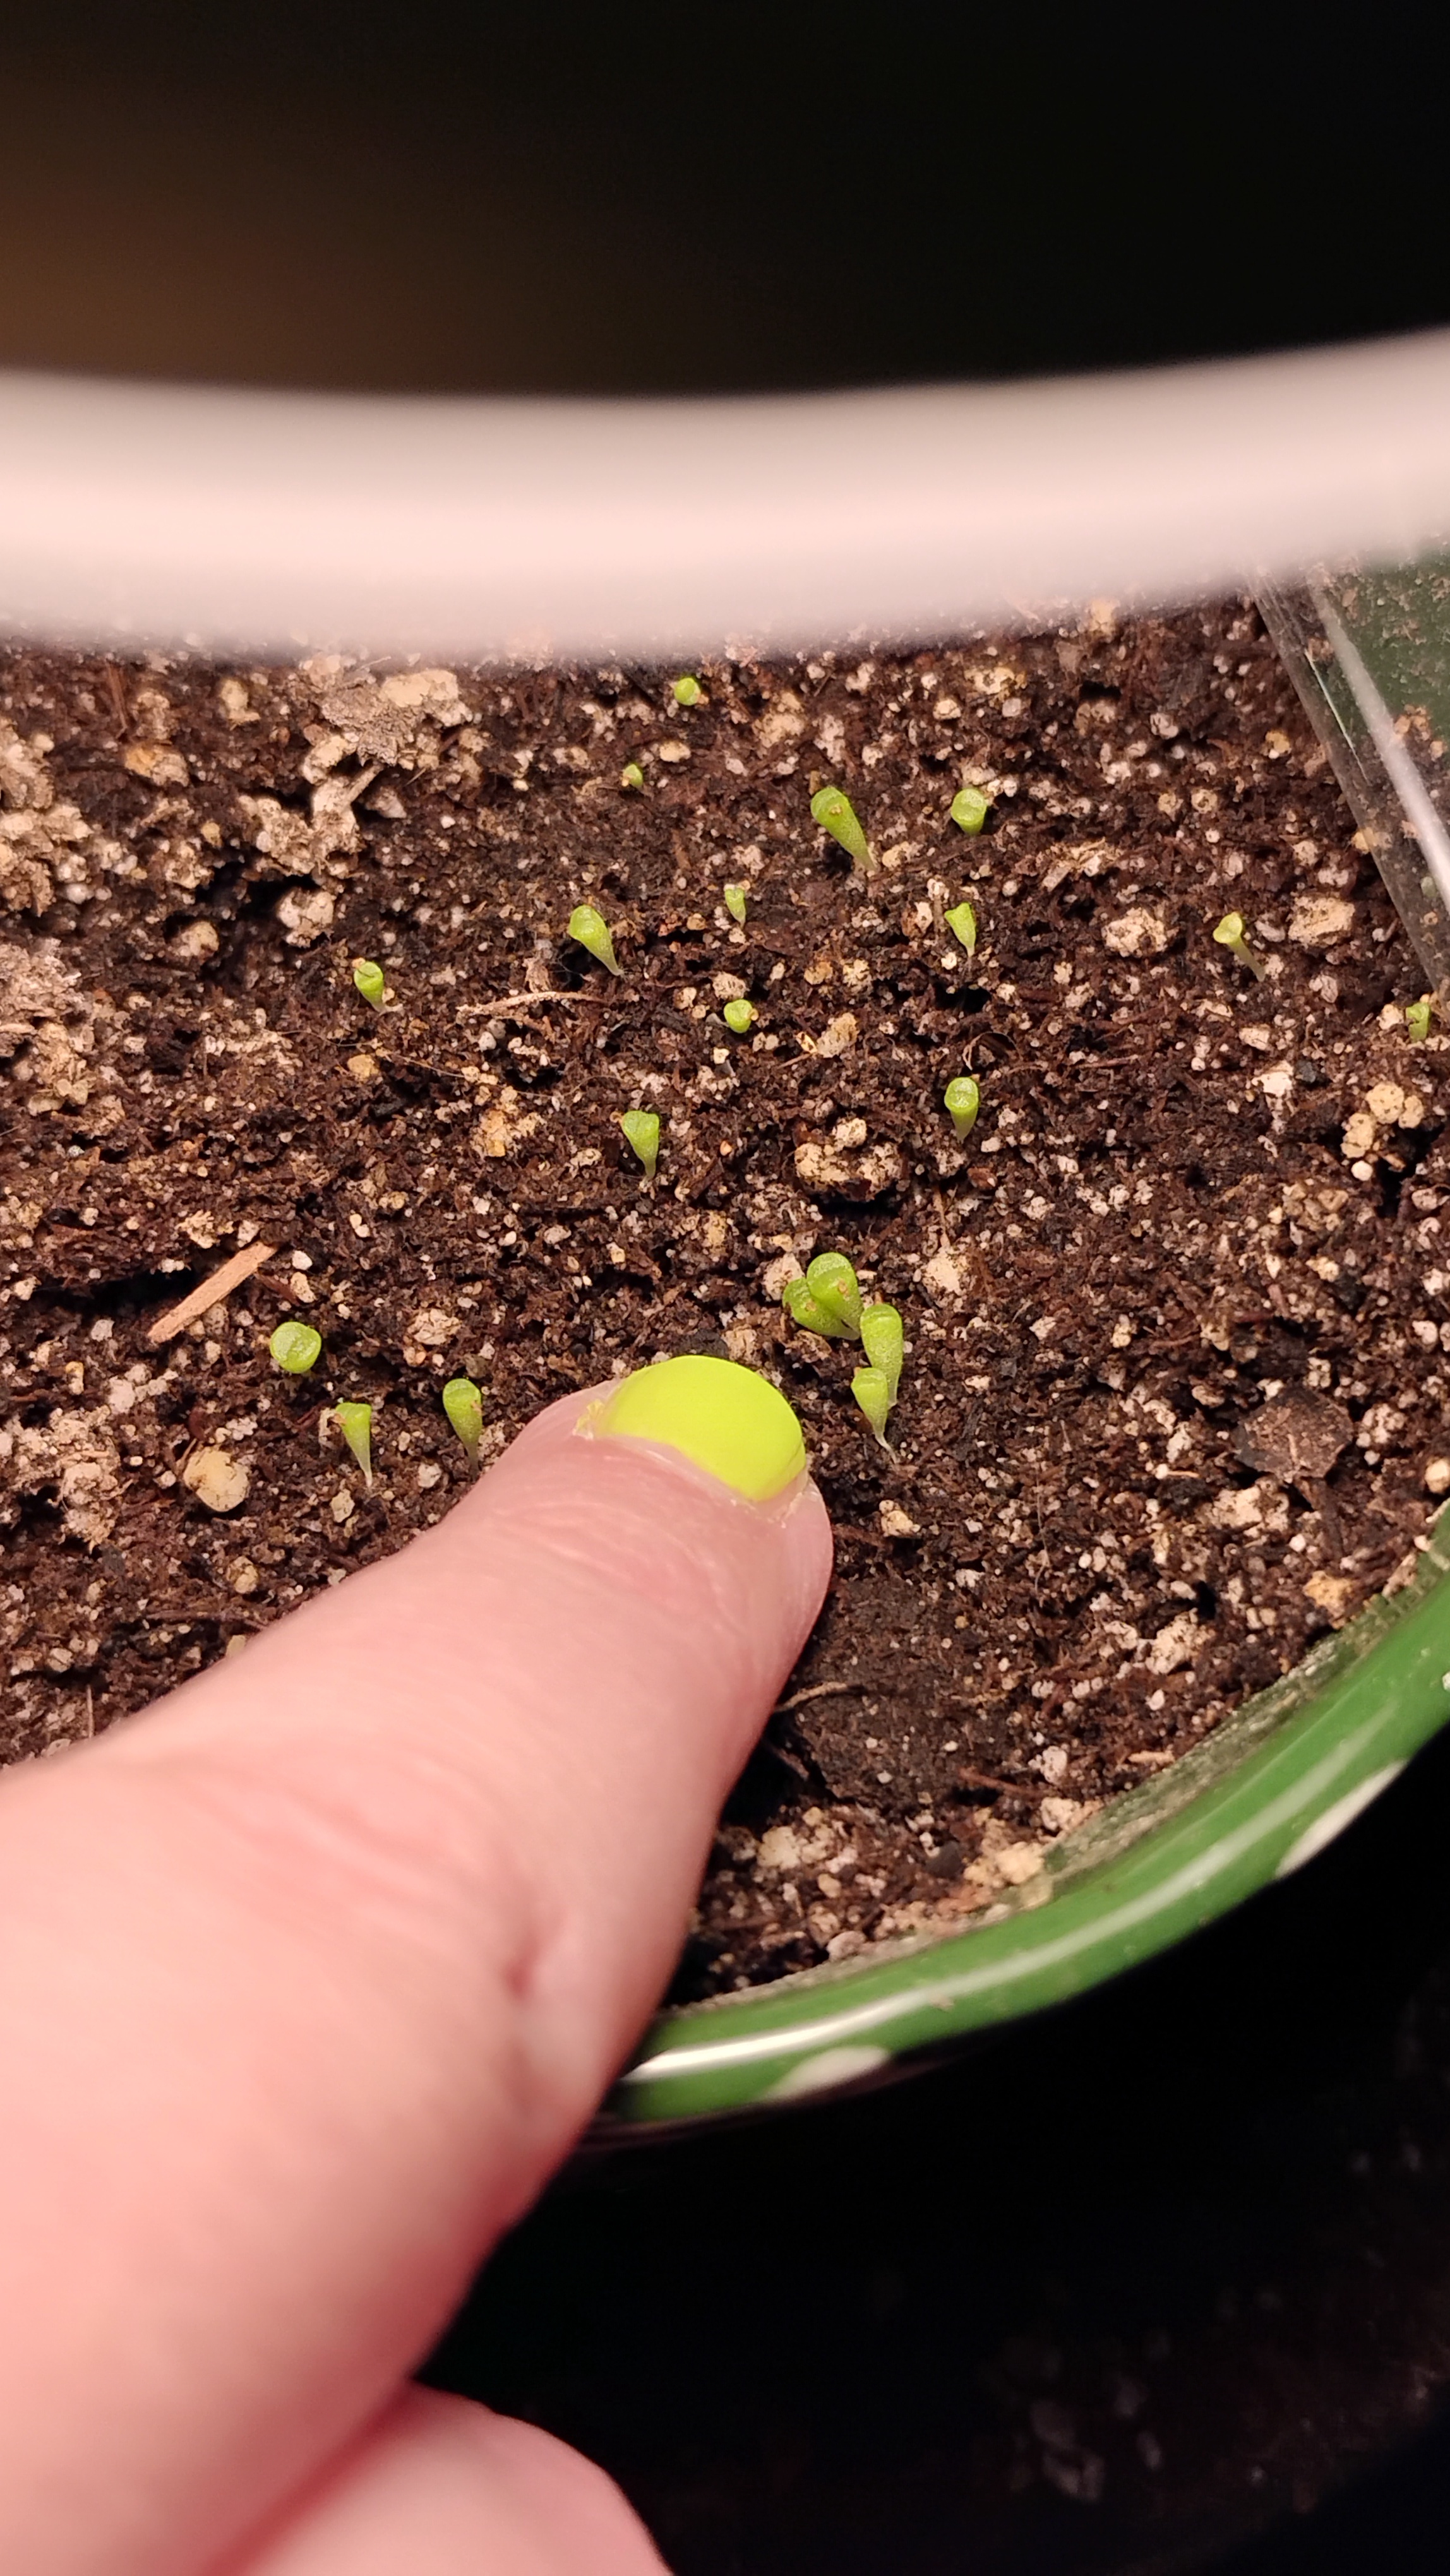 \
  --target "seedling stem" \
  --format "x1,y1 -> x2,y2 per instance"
944,900 -> 978,955
860,1302 -> 904,1402
852,1365 -> 894,1448
568,903 -> 623,977
333,1401 -> 373,1487
1213,912 -> 1267,980
620,1109 -> 661,1178
810,786 -> 874,873
442,1376 -> 484,1464
806,1251 -> 863,1336
269,1320 -> 321,1374
944,1075 -> 980,1140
